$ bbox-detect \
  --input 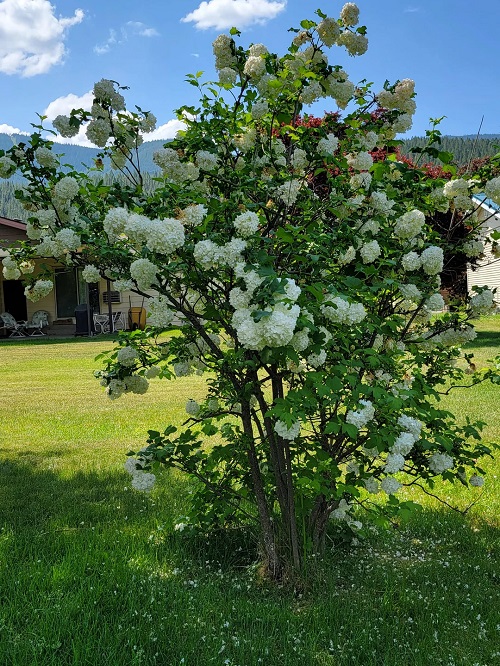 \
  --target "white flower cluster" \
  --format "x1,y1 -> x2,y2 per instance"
377,79 -> 416,114
307,349 -> 327,368
346,399 -> 375,429
179,204 -> 207,227
401,251 -> 421,272
153,147 -> 199,183
443,178 -> 468,199
147,295 -> 175,328
436,325 -> 477,347
394,209 -> 425,240
324,70 -> 354,108
251,99 -> 269,120
469,474 -> 485,487
421,246 -> 444,275
0,156 -> 16,178
370,191 -> 395,215
213,34 -> 237,71
196,150 -> 218,171
383,414 -> 422,483
359,240 -> 381,264
321,296 -> 366,325
429,452 -> 454,474
233,127 -> 256,152
117,346 -> 139,367
300,80 -> 323,105
185,399 -> 201,416
82,265 -> 101,283
275,180 -> 302,206
24,279 -> 53,302
484,176 -> 500,204
244,52 -> 267,80
346,151 -> 373,172
426,293 -> 445,311
381,477 -> 401,495
129,216 -> 185,255
93,79 -> 126,110
52,115 -> 80,138
317,17 -> 340,46
317,133 -> 339,157
233,303 -> 300,351
113,279 -> 134,292
54,176 -> 79,203
274,419 -> 300,440
86,118 -> 112,147
350,172 -> 372,190
2,256 -> 21,280
233,211 -> 260,238
193,237 -> 246,270
340,2 -> 360,26
462,240 -> 484,258
470,289 -> 494,315
130,258 -> 159,291
124,458 -> 156,493
35,146 -> 59,169
399,283 -> 422,302
337,30 -> 368,56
